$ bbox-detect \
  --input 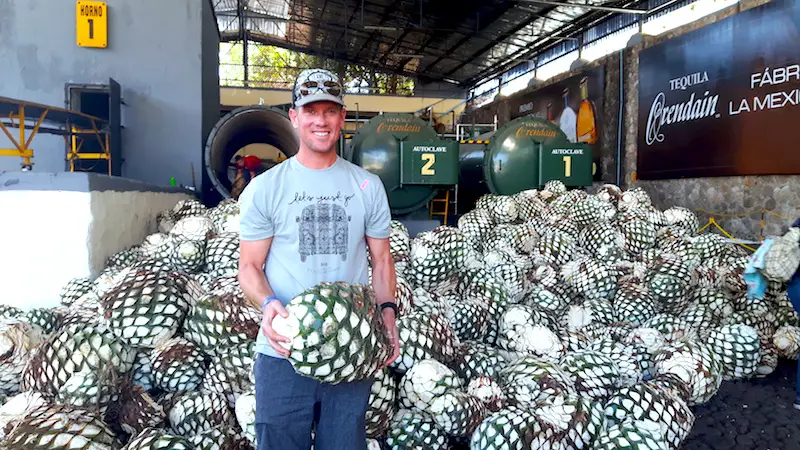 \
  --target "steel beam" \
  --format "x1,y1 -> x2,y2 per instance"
442,7 -> 552,78
464,0 -> 643,85
419,1 -> 520,75
227,31 -> 427,80
352,1 -> 405,61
